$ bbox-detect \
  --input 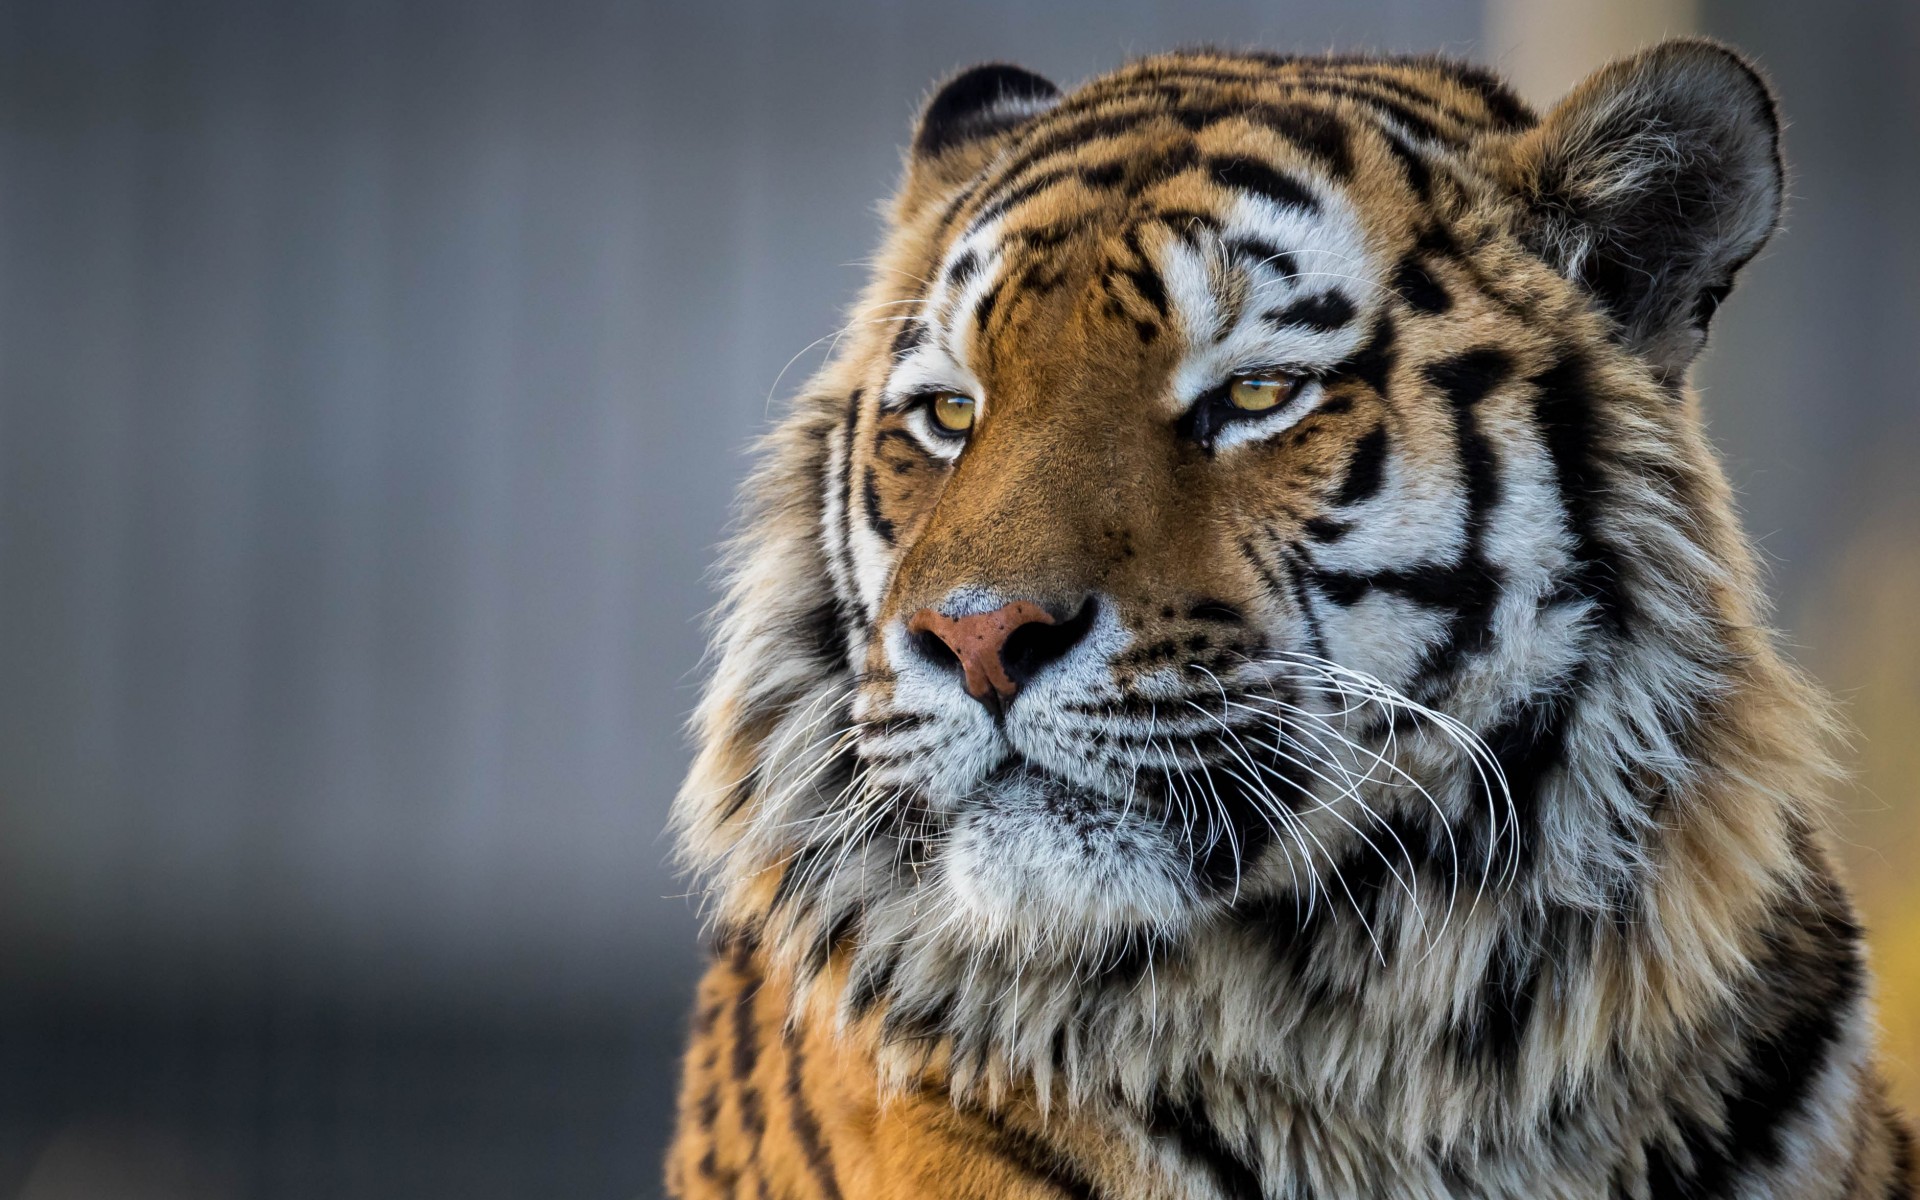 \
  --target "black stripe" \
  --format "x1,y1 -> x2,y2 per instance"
1329,314 -> 1397,395
974,278 -> 1003,332
1889,1119 -> 1916,1200
1646,885 -> 1865,1198
1720,896 -> 1864,1170
1357,347 -> 1511,688
1012,258 -> 1068,298
835,391 -> 861,600
889,319 -> 927,359
961,1107 -> 1105,1200
1391,253 -> 1451,314
1121,264 -> 1168,317
732,963 -> 766,1143
1478,667 -> 1584,877
1119,141 -> 1200,197
1093,925 -> 1168,986
1012,219 -> 1080,250
1251,103 -> 1352,178
1150,99 -> 1353,179
1427,345 -> 1511,408
1423,59 -> 1535,130
970,165 -> 1077,229
1281,78 -> 1458,146
1207,155 -> 1318,213
1148,1093 -> 1264,1199
945,248 -> 980,288
1108,64 -> 1468,144
1303,515 -> 1349,542
770,841 -> 829,914
804,904 -> 861,976
1380,128 -> 1432,201
1239,536 -> 1289,600
1527,354 -> 1632,634
879,988 -> 956,1045
1451,931 -> 1542,1073
716,776 -> 756,822
1225,236 -> 1298,278
1153,207 -> 1224,236
795,597 -> 853,668
862,465 -> 895,545
783,1032 -> 844,1200
988,104 -> 1165,191
1302,64 -> 1483,126
1311,560 -> 1493,611
1333,425 -> 1389,505
1263,291 -> 1356,332
845,951 -> 898,1021
1119,228 -> 1170,319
